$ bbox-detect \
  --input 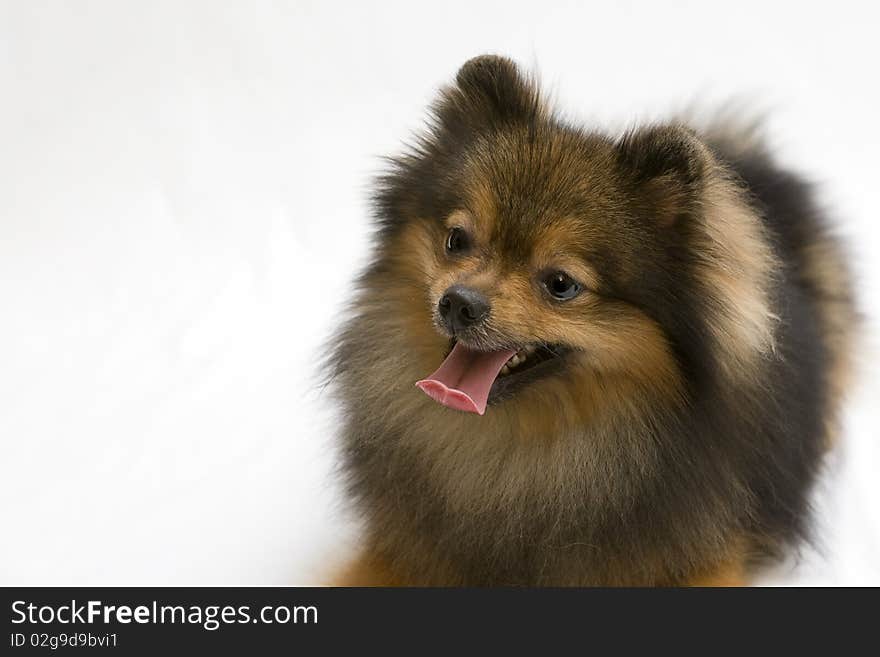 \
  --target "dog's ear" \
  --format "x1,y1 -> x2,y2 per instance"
616,125 -> 712,227
434,55 -> 542,136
